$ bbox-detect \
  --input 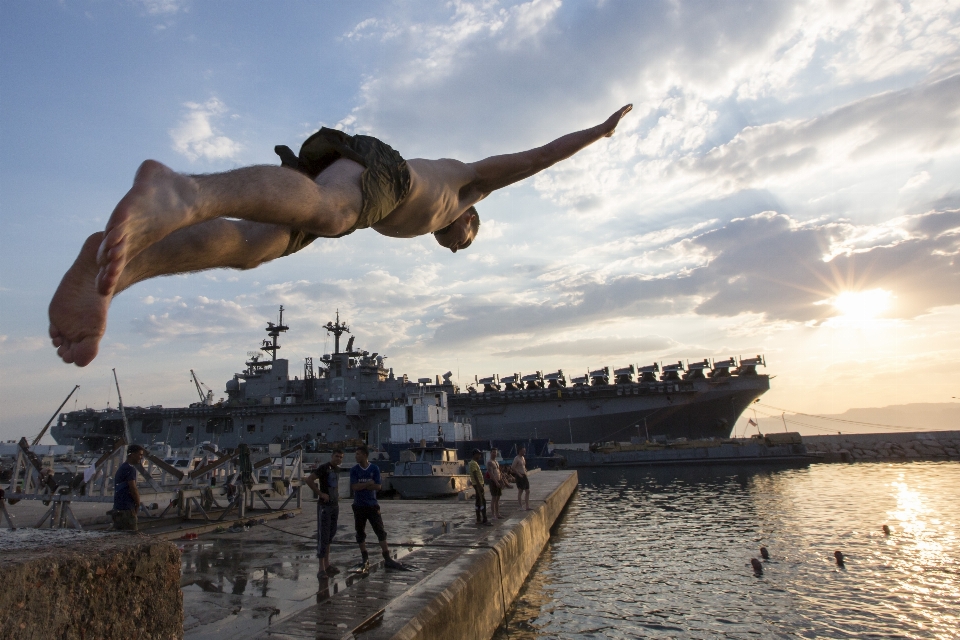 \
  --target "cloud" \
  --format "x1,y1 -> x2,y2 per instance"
170,98 -> 242,162
138,0 -> 183,15
418,206 -> 960,349
129,296 -> 261,343
0,334 -> 46,354
335,1 -> 960,159
320,1 -> 960,237
680,75 -> 960,190
491,335 -> 677,358
900,171 -> 931,192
